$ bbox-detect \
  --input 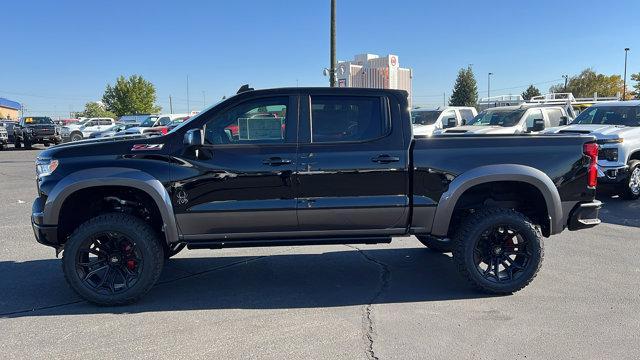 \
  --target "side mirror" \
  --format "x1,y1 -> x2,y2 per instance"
183,128 -> 204,146
559,116 -> 569,126
444,117 -> 457,129
532,118 -> 545,132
